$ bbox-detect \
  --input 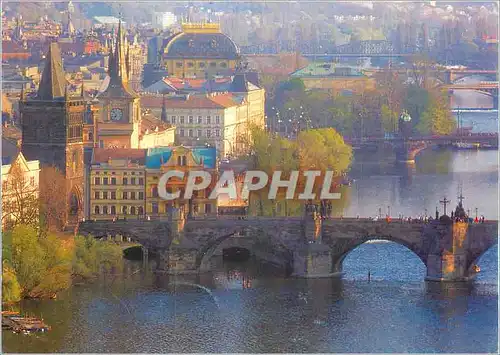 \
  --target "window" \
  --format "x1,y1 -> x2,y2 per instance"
103,177 -> 108,185
205,204 -> 212,213
131,206 -> 136,215
189,116 -> 194,124
210,62 -> 217,67
139,178 -> 144,185
215,129 -> 220,137
111,191 -> 116,199
206,129 -> 211,138
197,116 -> 203,124
131,177 -> 136,185
122,206 -> 127,215
152,202 -> 158,214
180,129 -> 185,137
94,191 -> 99,200
103,206 -> 108,214
131,192 -> 136,200
111,206 -> 116,215
215,116 -> 220,124
197,129 -> 202,137
206,116 -> 211,124
194,204 -> 199,213
88,132 -> 93,141
171,116 -> 176,124
180,116 -> 185,124
187,62 -> 194,68
152,185 -> 158,197
199,62 -> 206,68
176,62 -> 183,68
111,177 -> 116,185
220,62 -> 227,68
123,191 -> 128,200
103,191 -> 108,200
30,176 -> 35,186
139,192 -> 144,200
123,177 -> 128,185
138,206 -> 144,215
188,129 -> 193,137
94,206 -> 100,214
95,177 -> 101,185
